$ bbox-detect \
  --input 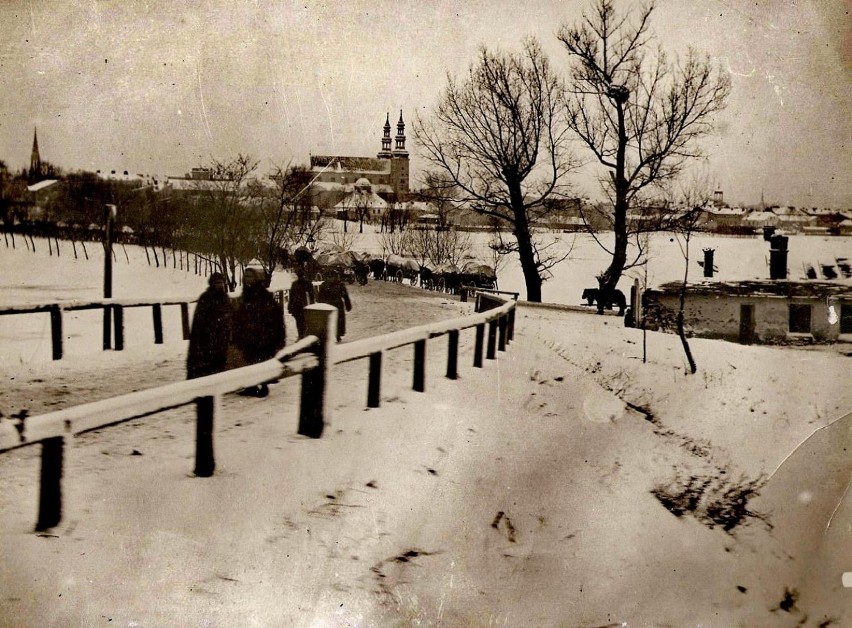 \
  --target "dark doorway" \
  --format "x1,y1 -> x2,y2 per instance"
841,304 -> 852,335
789,304 -> 812,334
739,304 -> 755,345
